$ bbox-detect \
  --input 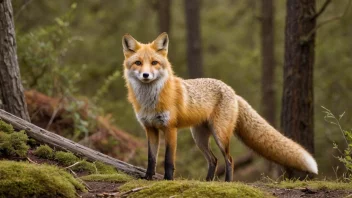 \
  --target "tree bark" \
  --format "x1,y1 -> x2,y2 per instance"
0,0 -> 30,121
260,0 -> 278,179
158,0 -> 171,34
184,0 -> 203,78
281,0 -> 316,179
0,109 -> 163,179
